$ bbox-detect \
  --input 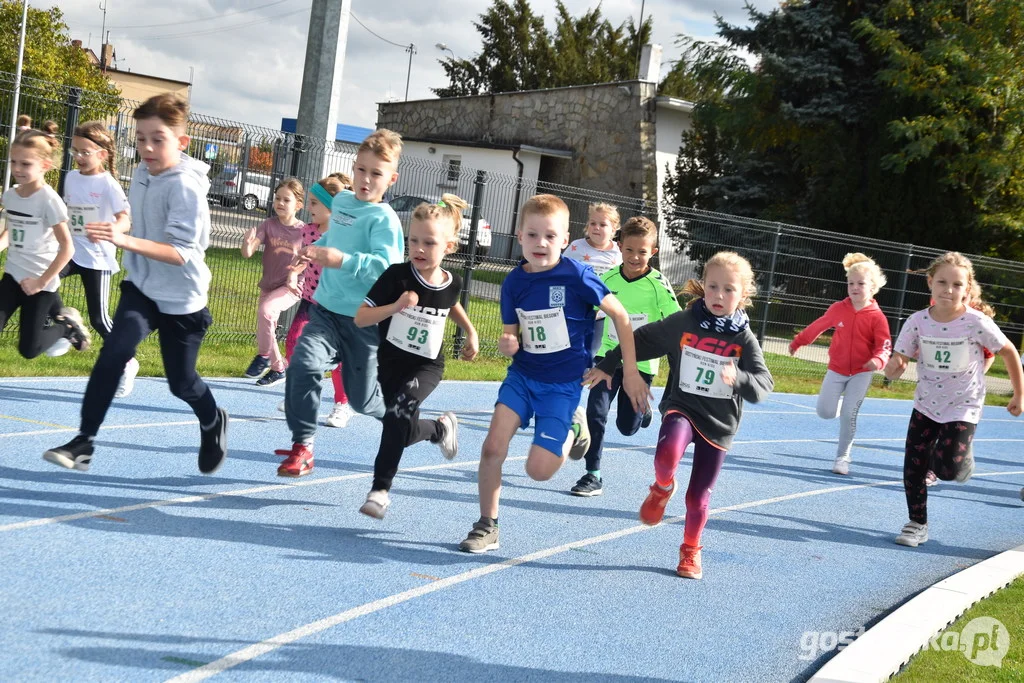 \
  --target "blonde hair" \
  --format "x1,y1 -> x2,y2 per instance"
16,114 -> 31,128
411,193 -> 467,243
682,251 -> 758,310
13,120 -> 61,166
619,215 -> 657,242
316,176 -> 345,197
275,177 -> 304,204
968,281 -> 995,318
520,193 -> 569,230
134,93 -> 189,131
73,121 -> 116,173
589,202 -> 621,227
329,171 -> 352,189
358,129 -> 402,163
926,251 -> 976,306
842,252 -> 886,295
